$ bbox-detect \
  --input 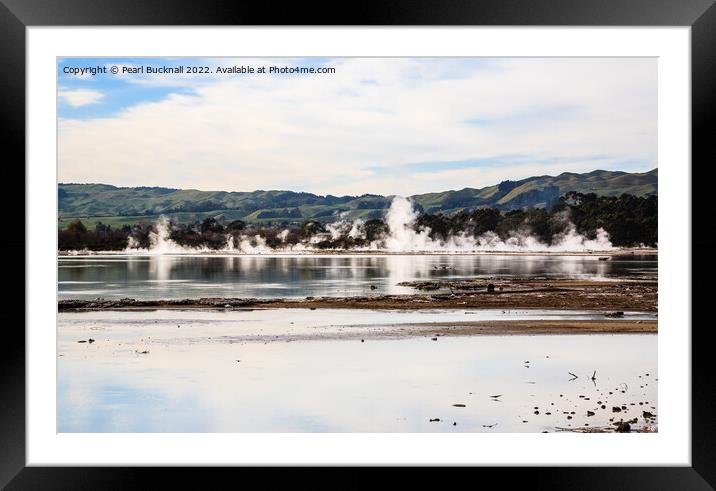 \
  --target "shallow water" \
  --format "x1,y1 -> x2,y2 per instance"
58,254 -> 657,300
58,309 -> 657,433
